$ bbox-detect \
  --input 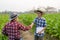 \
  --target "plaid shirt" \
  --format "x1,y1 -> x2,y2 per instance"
34,17 -> 46,36
2,20 -> 31,40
